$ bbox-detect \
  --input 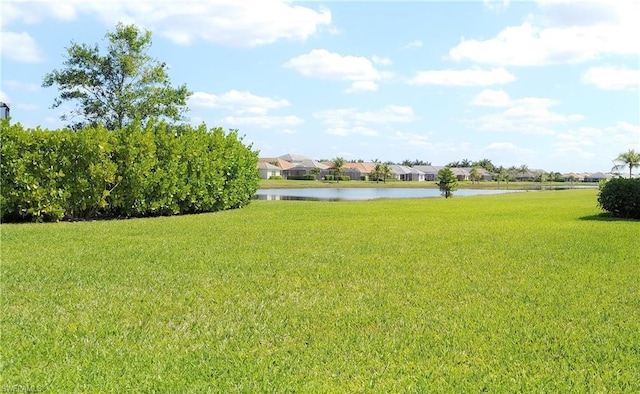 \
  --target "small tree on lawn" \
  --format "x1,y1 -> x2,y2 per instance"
436,167 -> 458,198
